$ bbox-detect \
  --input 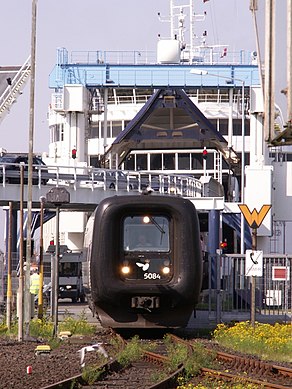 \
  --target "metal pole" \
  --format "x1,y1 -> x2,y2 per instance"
24,0 -> 37,339
50,253 -> 55,319
103,88 -> 108,158
18,165 -> 24,341
53,206 -> 60,336
251,228 -> 257,328
240,81 -> 246,254
6,202 -> 13,330
287,0 -> 292,121
249,0 -> 264,89
264,0 -> 275,142
38,197 -> 45,319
